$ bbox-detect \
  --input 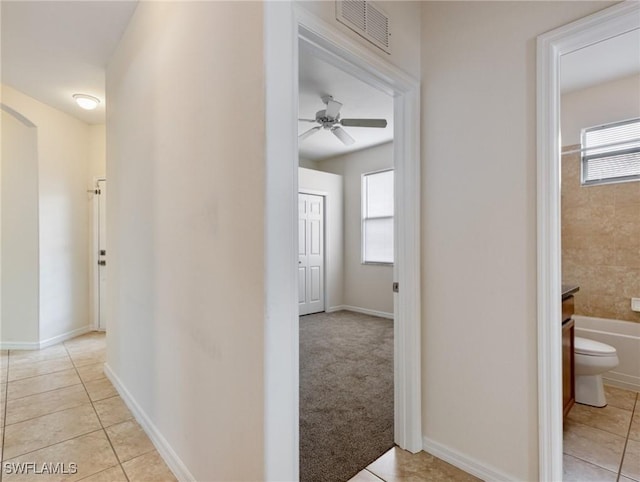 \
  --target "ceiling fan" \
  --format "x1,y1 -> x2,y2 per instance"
298,95 -> 388,146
